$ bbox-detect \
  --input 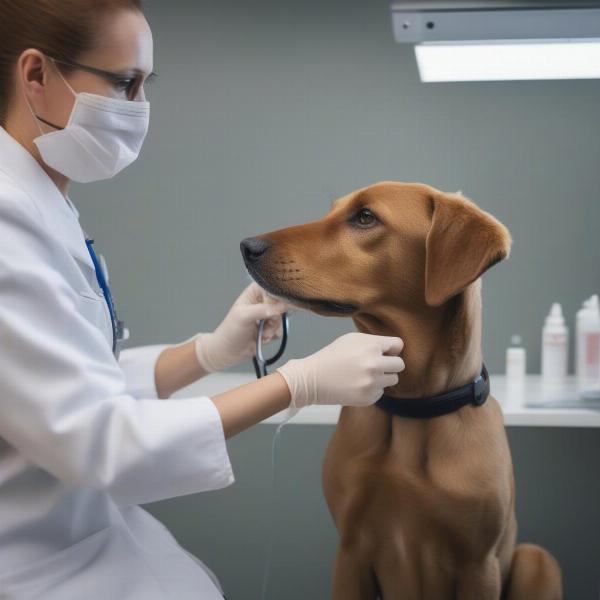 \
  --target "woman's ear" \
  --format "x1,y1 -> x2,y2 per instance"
424,191 -> 512,307
19,51 -> 47,95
